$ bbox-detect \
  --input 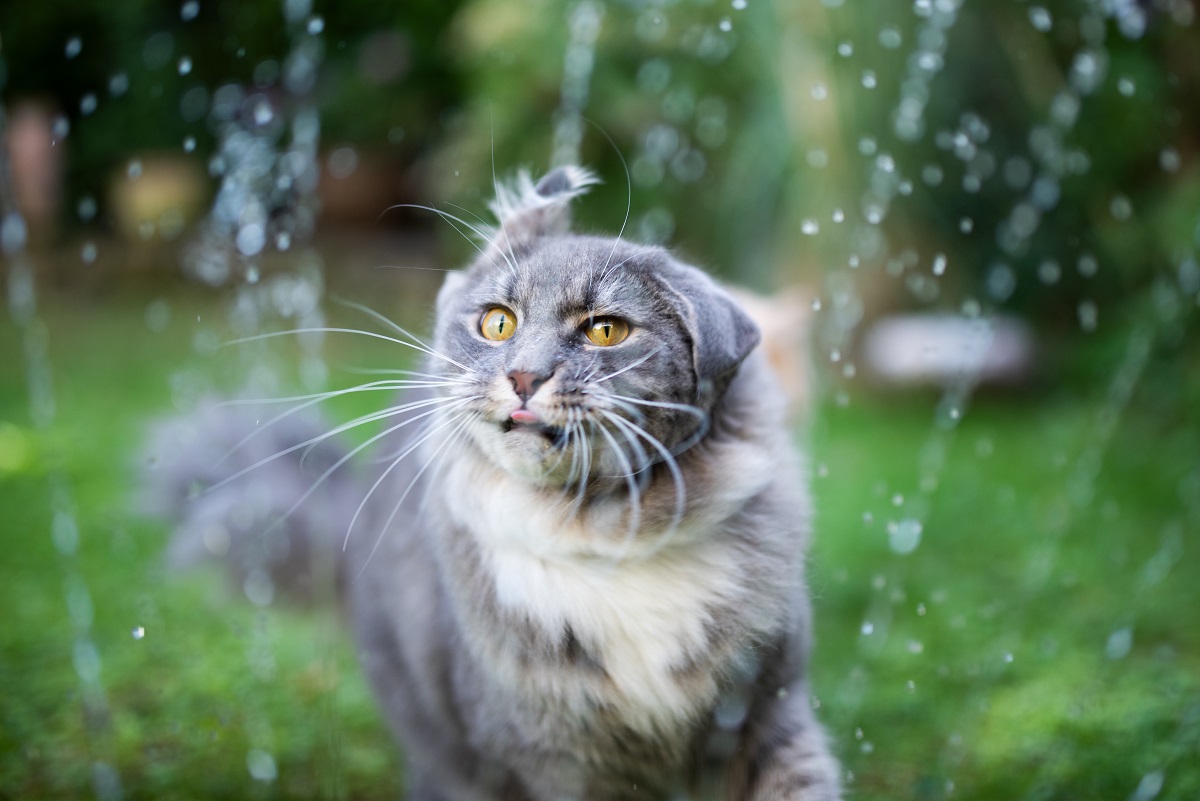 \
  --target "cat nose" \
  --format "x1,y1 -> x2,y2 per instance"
508,370 -> 550,402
